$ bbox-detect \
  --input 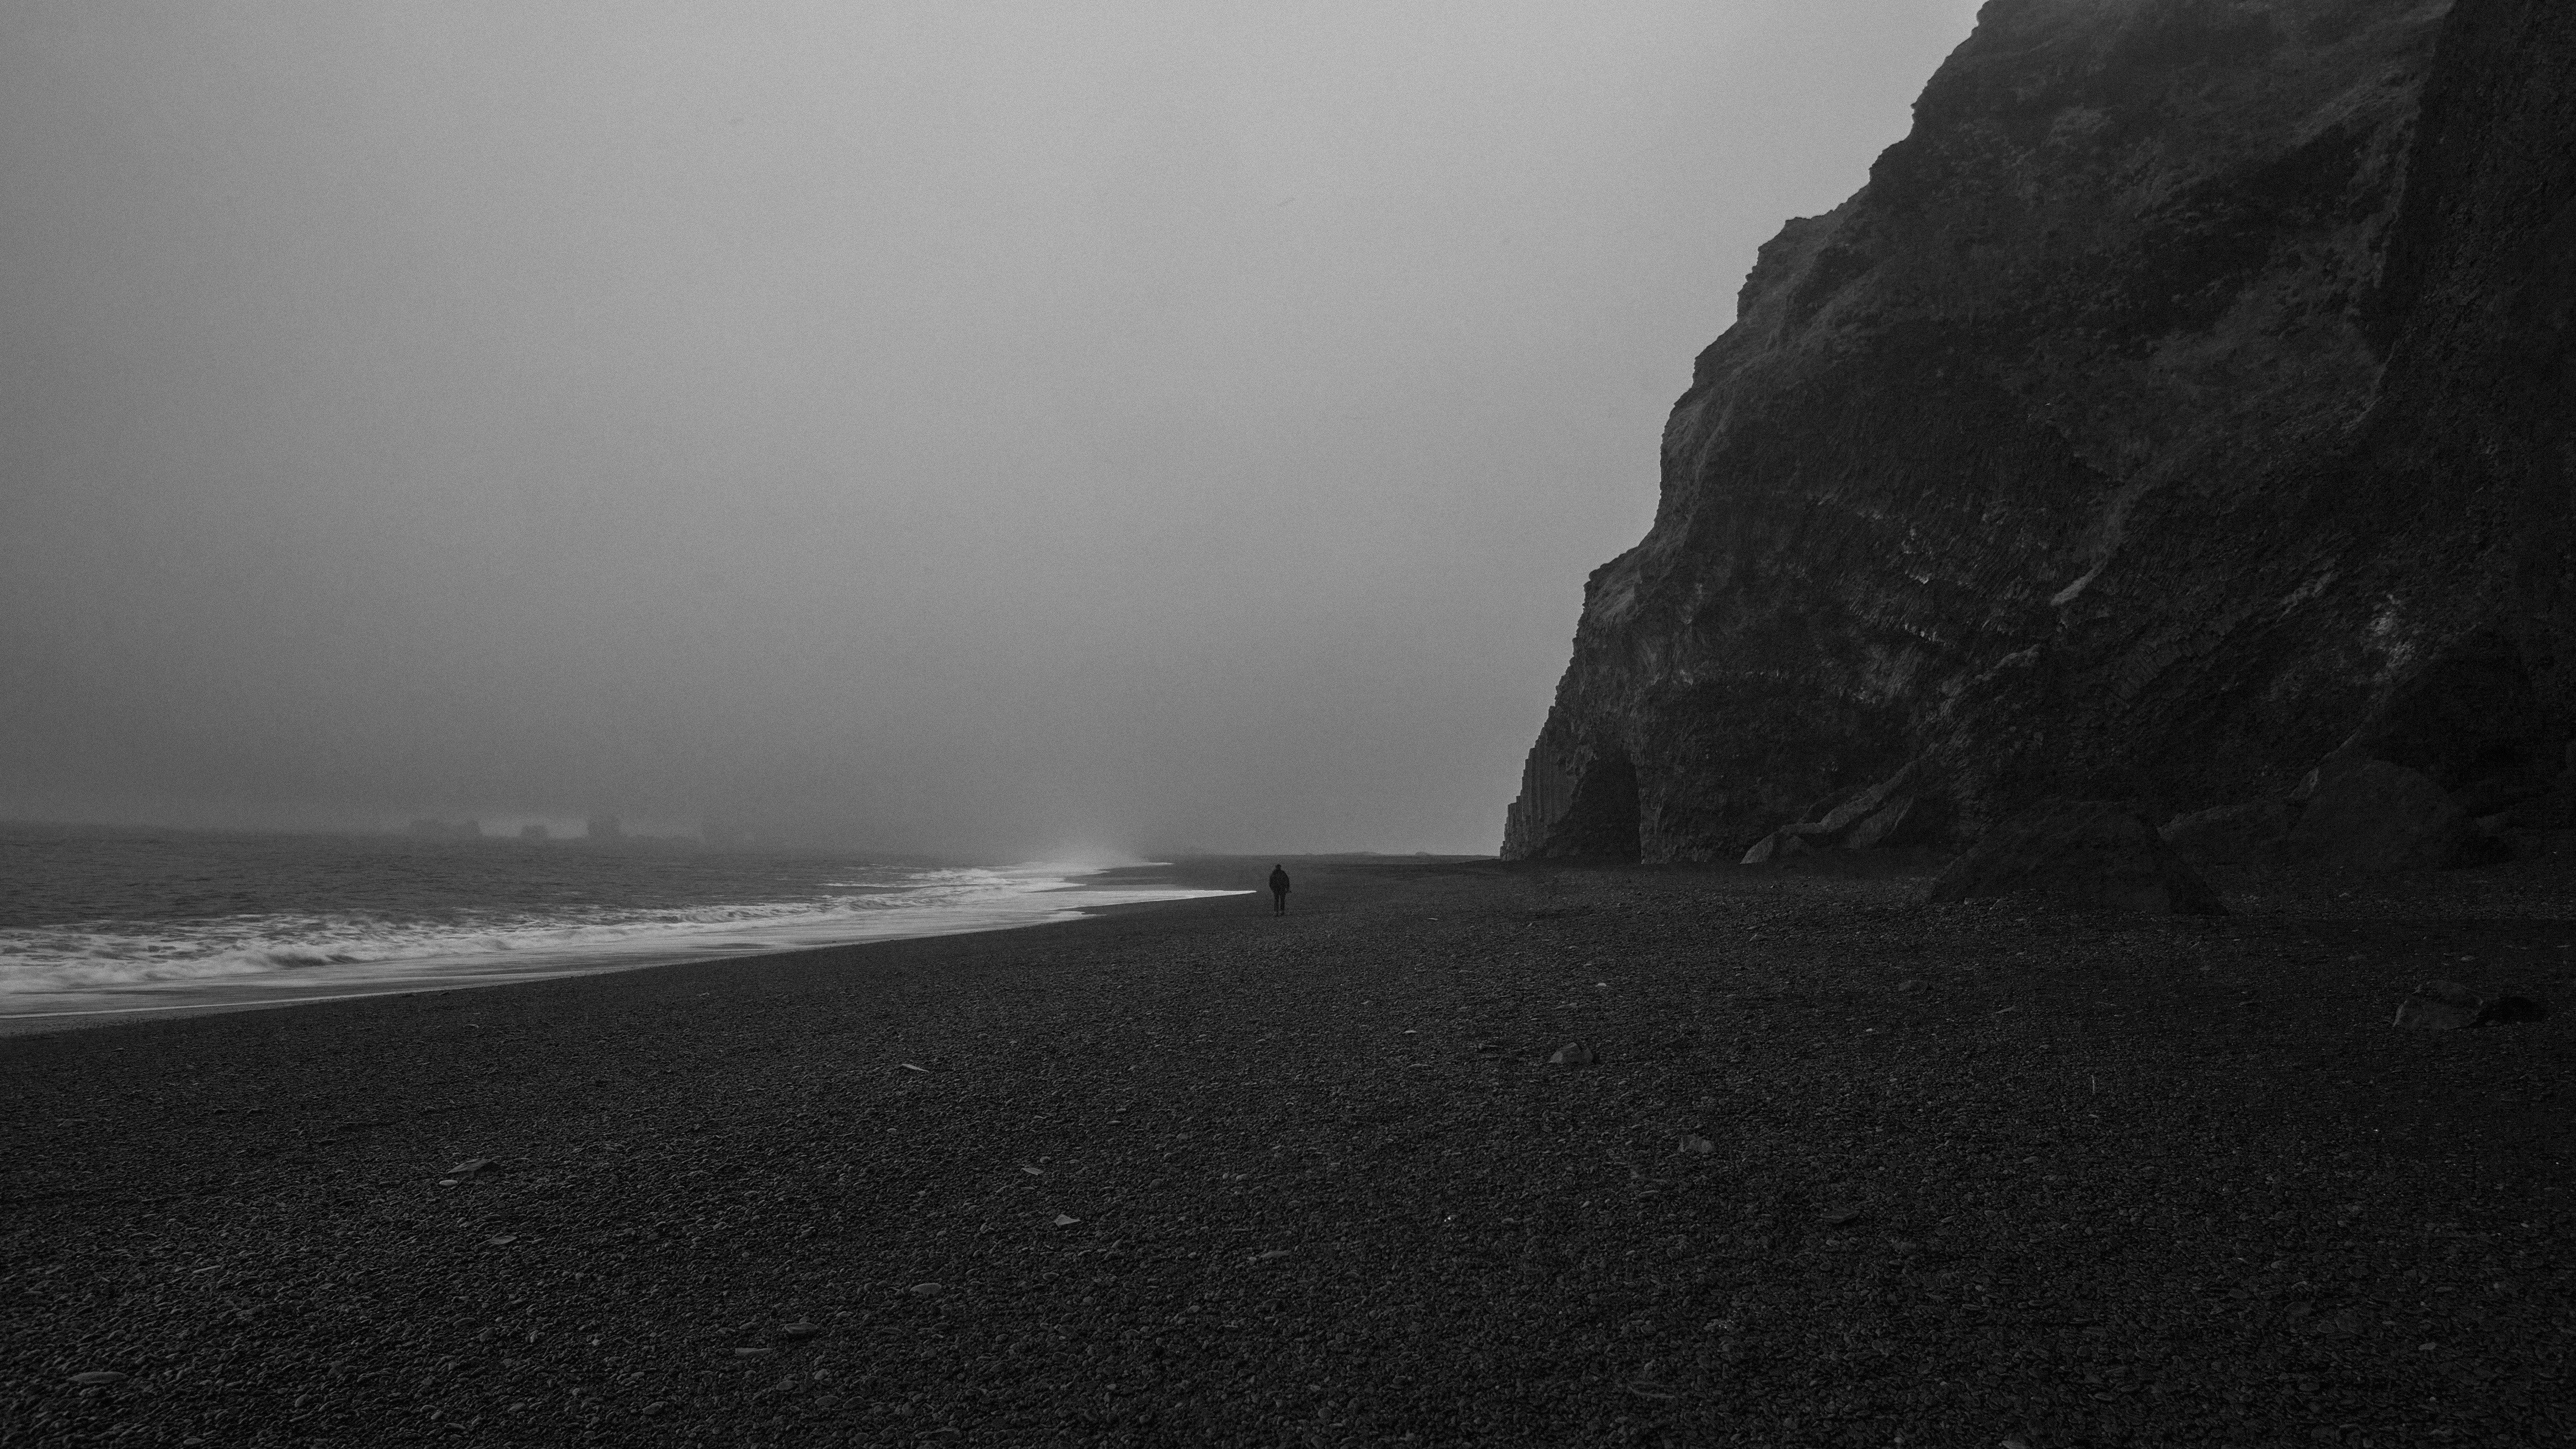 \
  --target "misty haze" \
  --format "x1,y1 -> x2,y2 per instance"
5,1 -> 1972,858
7,1 -> 2573,1444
